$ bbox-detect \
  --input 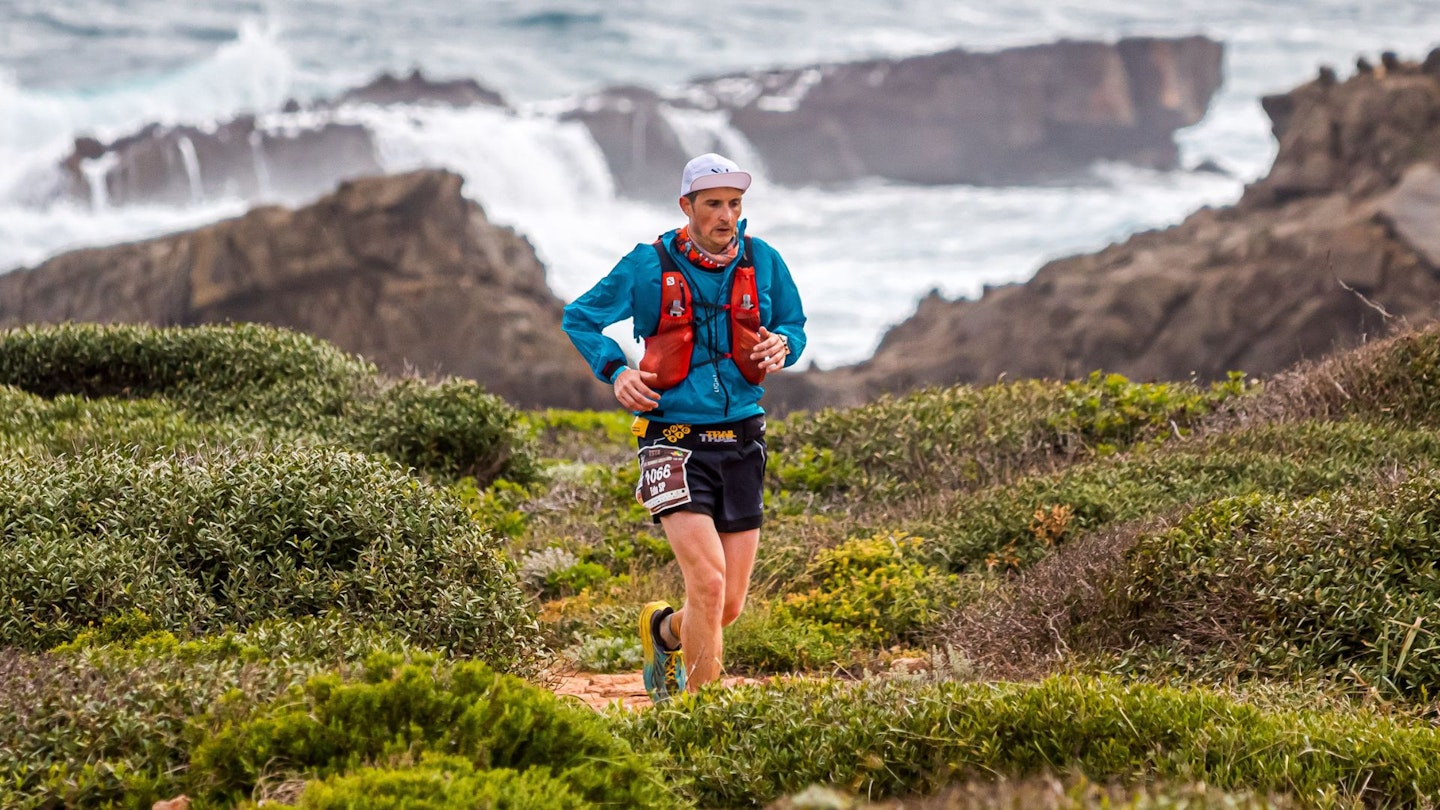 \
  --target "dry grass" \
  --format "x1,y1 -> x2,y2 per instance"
937,517 -> 1164,680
